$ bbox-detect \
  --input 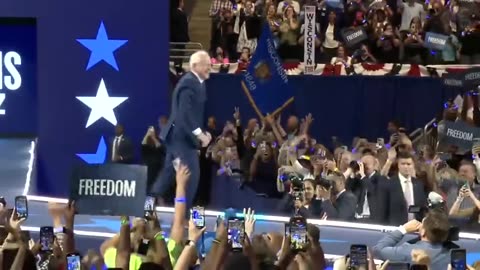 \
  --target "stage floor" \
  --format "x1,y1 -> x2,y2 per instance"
2,138 -> 480,264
